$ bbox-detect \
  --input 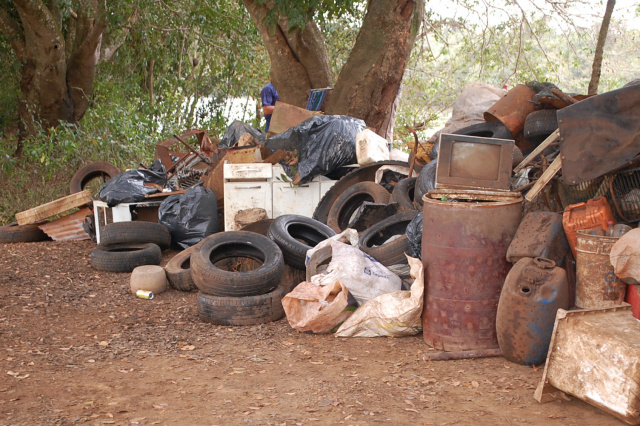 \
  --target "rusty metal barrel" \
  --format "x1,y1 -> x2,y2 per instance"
575,230 -> 626,309
422,191 -> 522,352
